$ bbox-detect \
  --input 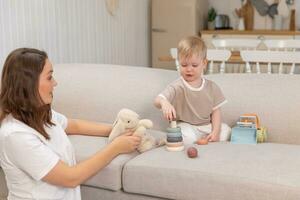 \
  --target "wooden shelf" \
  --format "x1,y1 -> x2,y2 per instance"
201,30 -> 300,36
